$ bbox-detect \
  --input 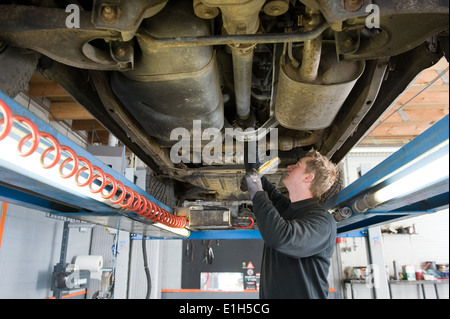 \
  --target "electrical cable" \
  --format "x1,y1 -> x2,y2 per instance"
232,217 -> 255,229
0,98 -> 187,229
142,237 -> 151,299
102,229 -> 119,299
